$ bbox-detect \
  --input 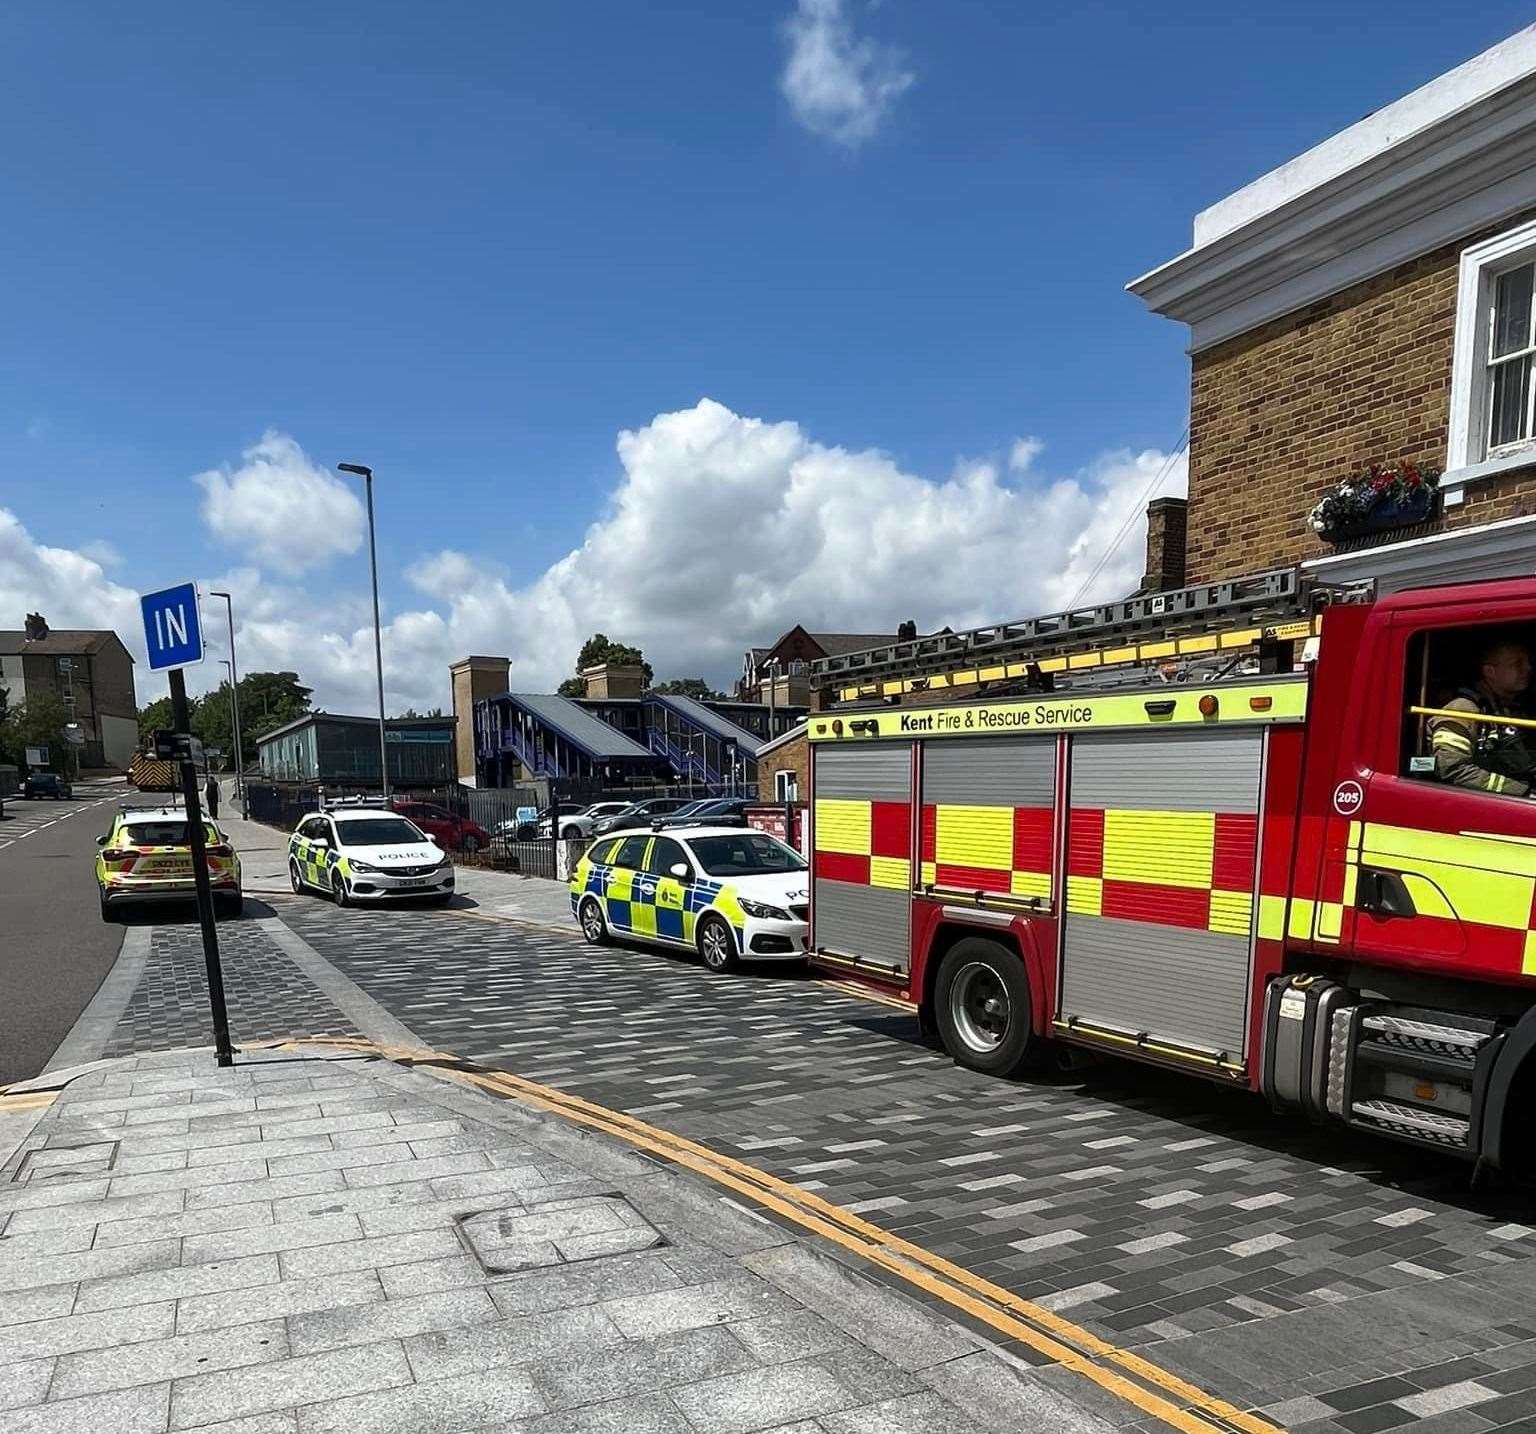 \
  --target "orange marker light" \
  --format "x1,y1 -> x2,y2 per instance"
1198,694 -> 1219,717
1249,695 -> 1273,712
